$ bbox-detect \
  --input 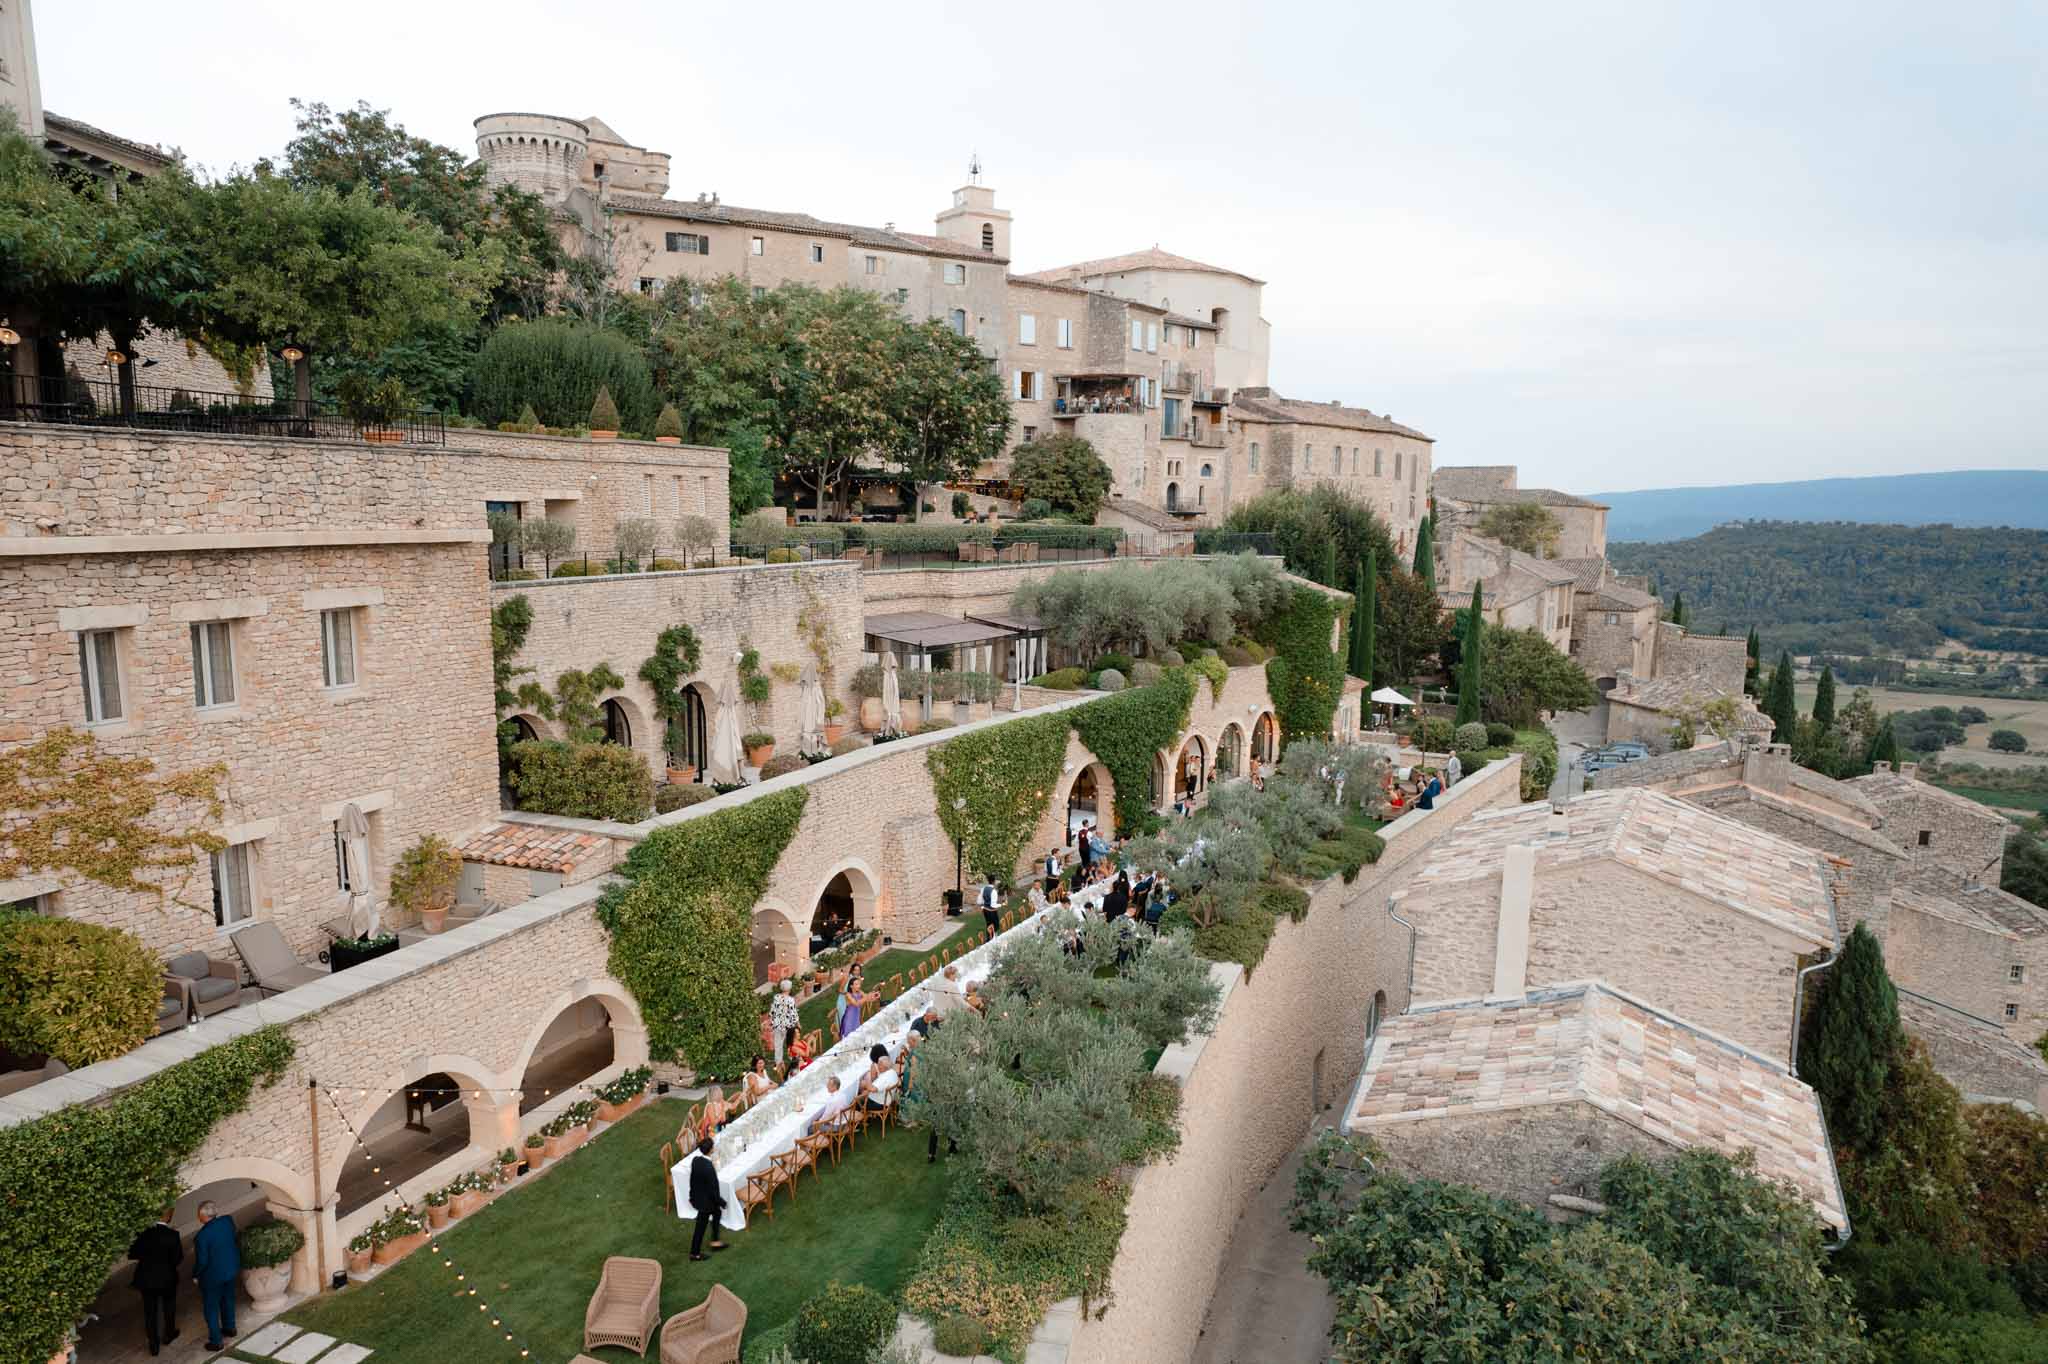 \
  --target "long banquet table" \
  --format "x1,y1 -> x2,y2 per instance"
672,879 -> 1109,1230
